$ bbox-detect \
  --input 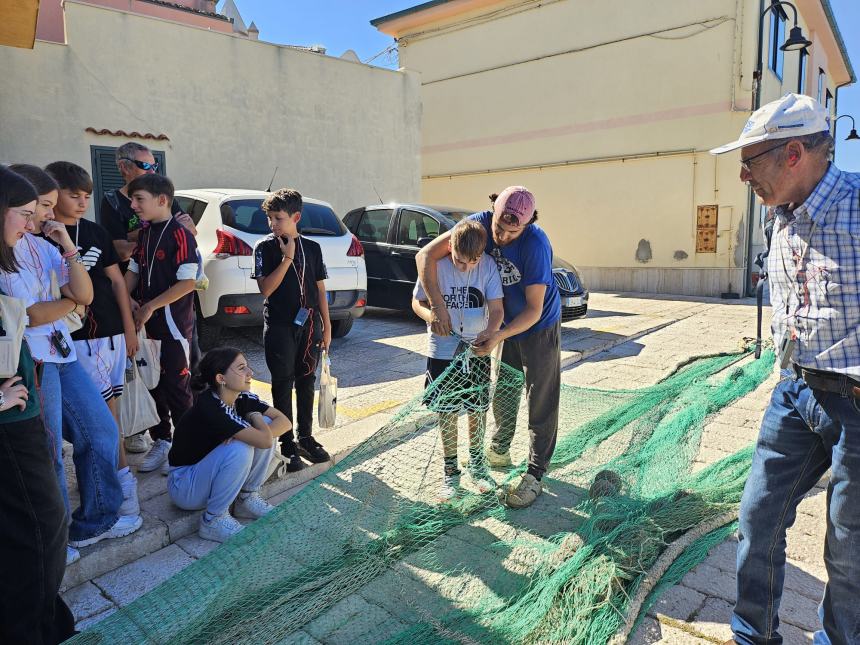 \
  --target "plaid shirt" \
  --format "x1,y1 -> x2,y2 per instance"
768,163 -> 860,377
